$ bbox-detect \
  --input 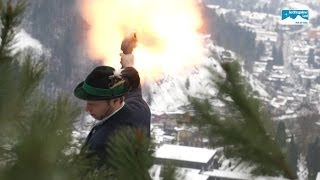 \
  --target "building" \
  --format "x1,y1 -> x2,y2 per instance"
154,144 -> 218,171
307,28 -> 320,40
316,172 -> 320,180
202,170 -> 289,180
202,170 -> 251,180
255,30 -> 278,43
150,165 -> 209,180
